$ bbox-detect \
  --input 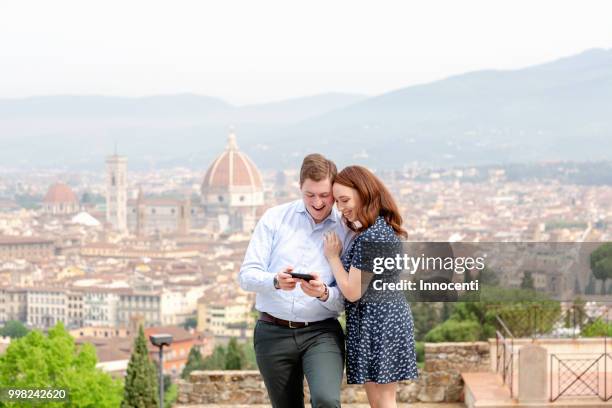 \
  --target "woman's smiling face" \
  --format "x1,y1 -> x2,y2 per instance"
333,183 -> 361,223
